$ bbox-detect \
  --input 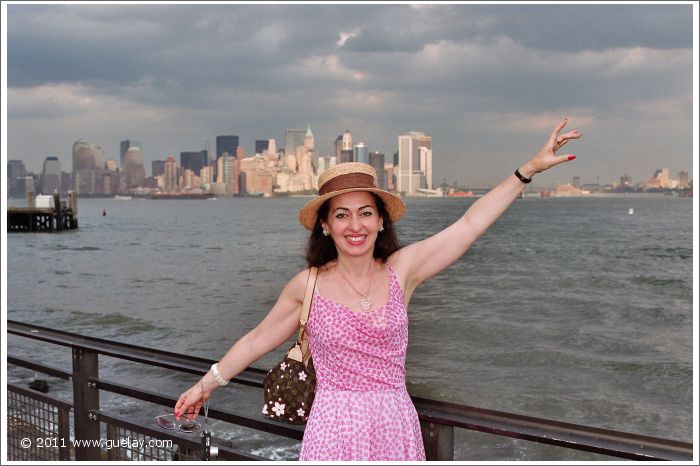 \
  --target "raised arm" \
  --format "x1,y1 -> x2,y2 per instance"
392,118 -> 581,299
174,269 -> 309,420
